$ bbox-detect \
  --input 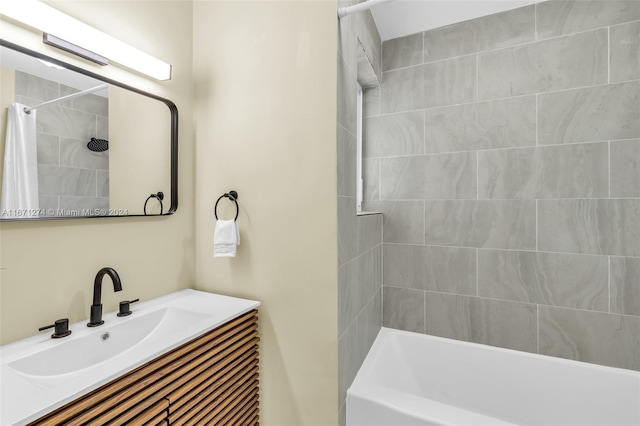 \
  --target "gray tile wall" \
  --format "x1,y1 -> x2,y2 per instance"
367,0 -> 640,371
15,71 -> 109,216
337,2 -> 383,425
